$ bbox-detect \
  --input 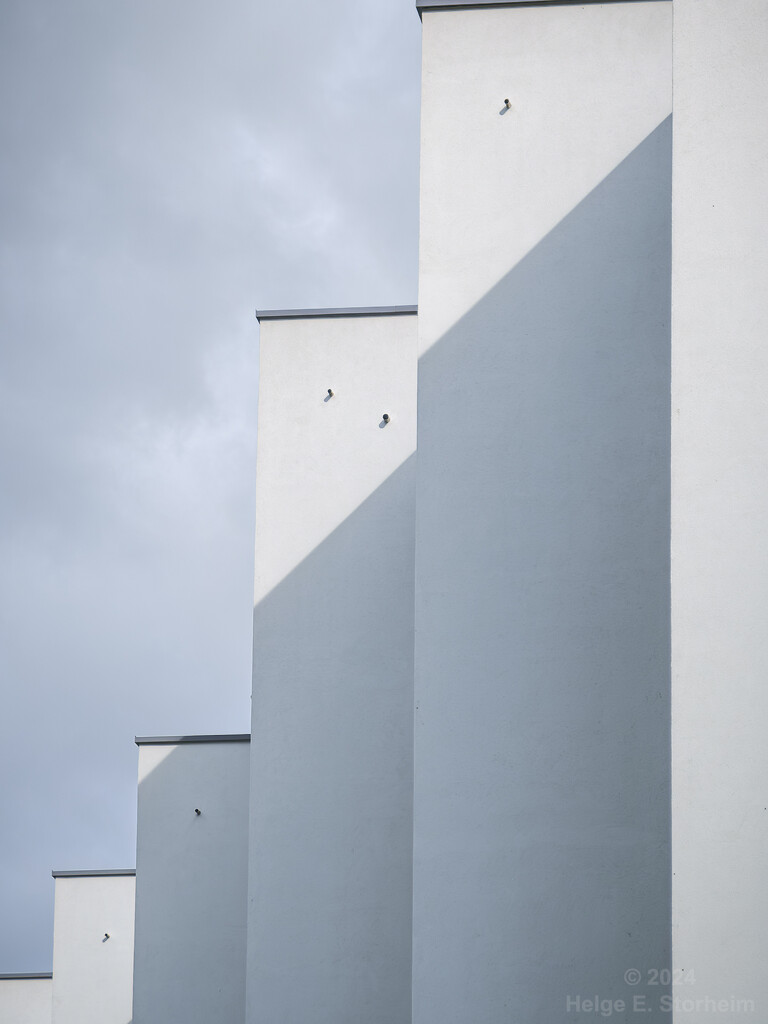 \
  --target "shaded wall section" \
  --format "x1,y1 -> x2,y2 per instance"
247,312 -> 417,1024
132,737 -> 249,1024
414,5 -> 672,1022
